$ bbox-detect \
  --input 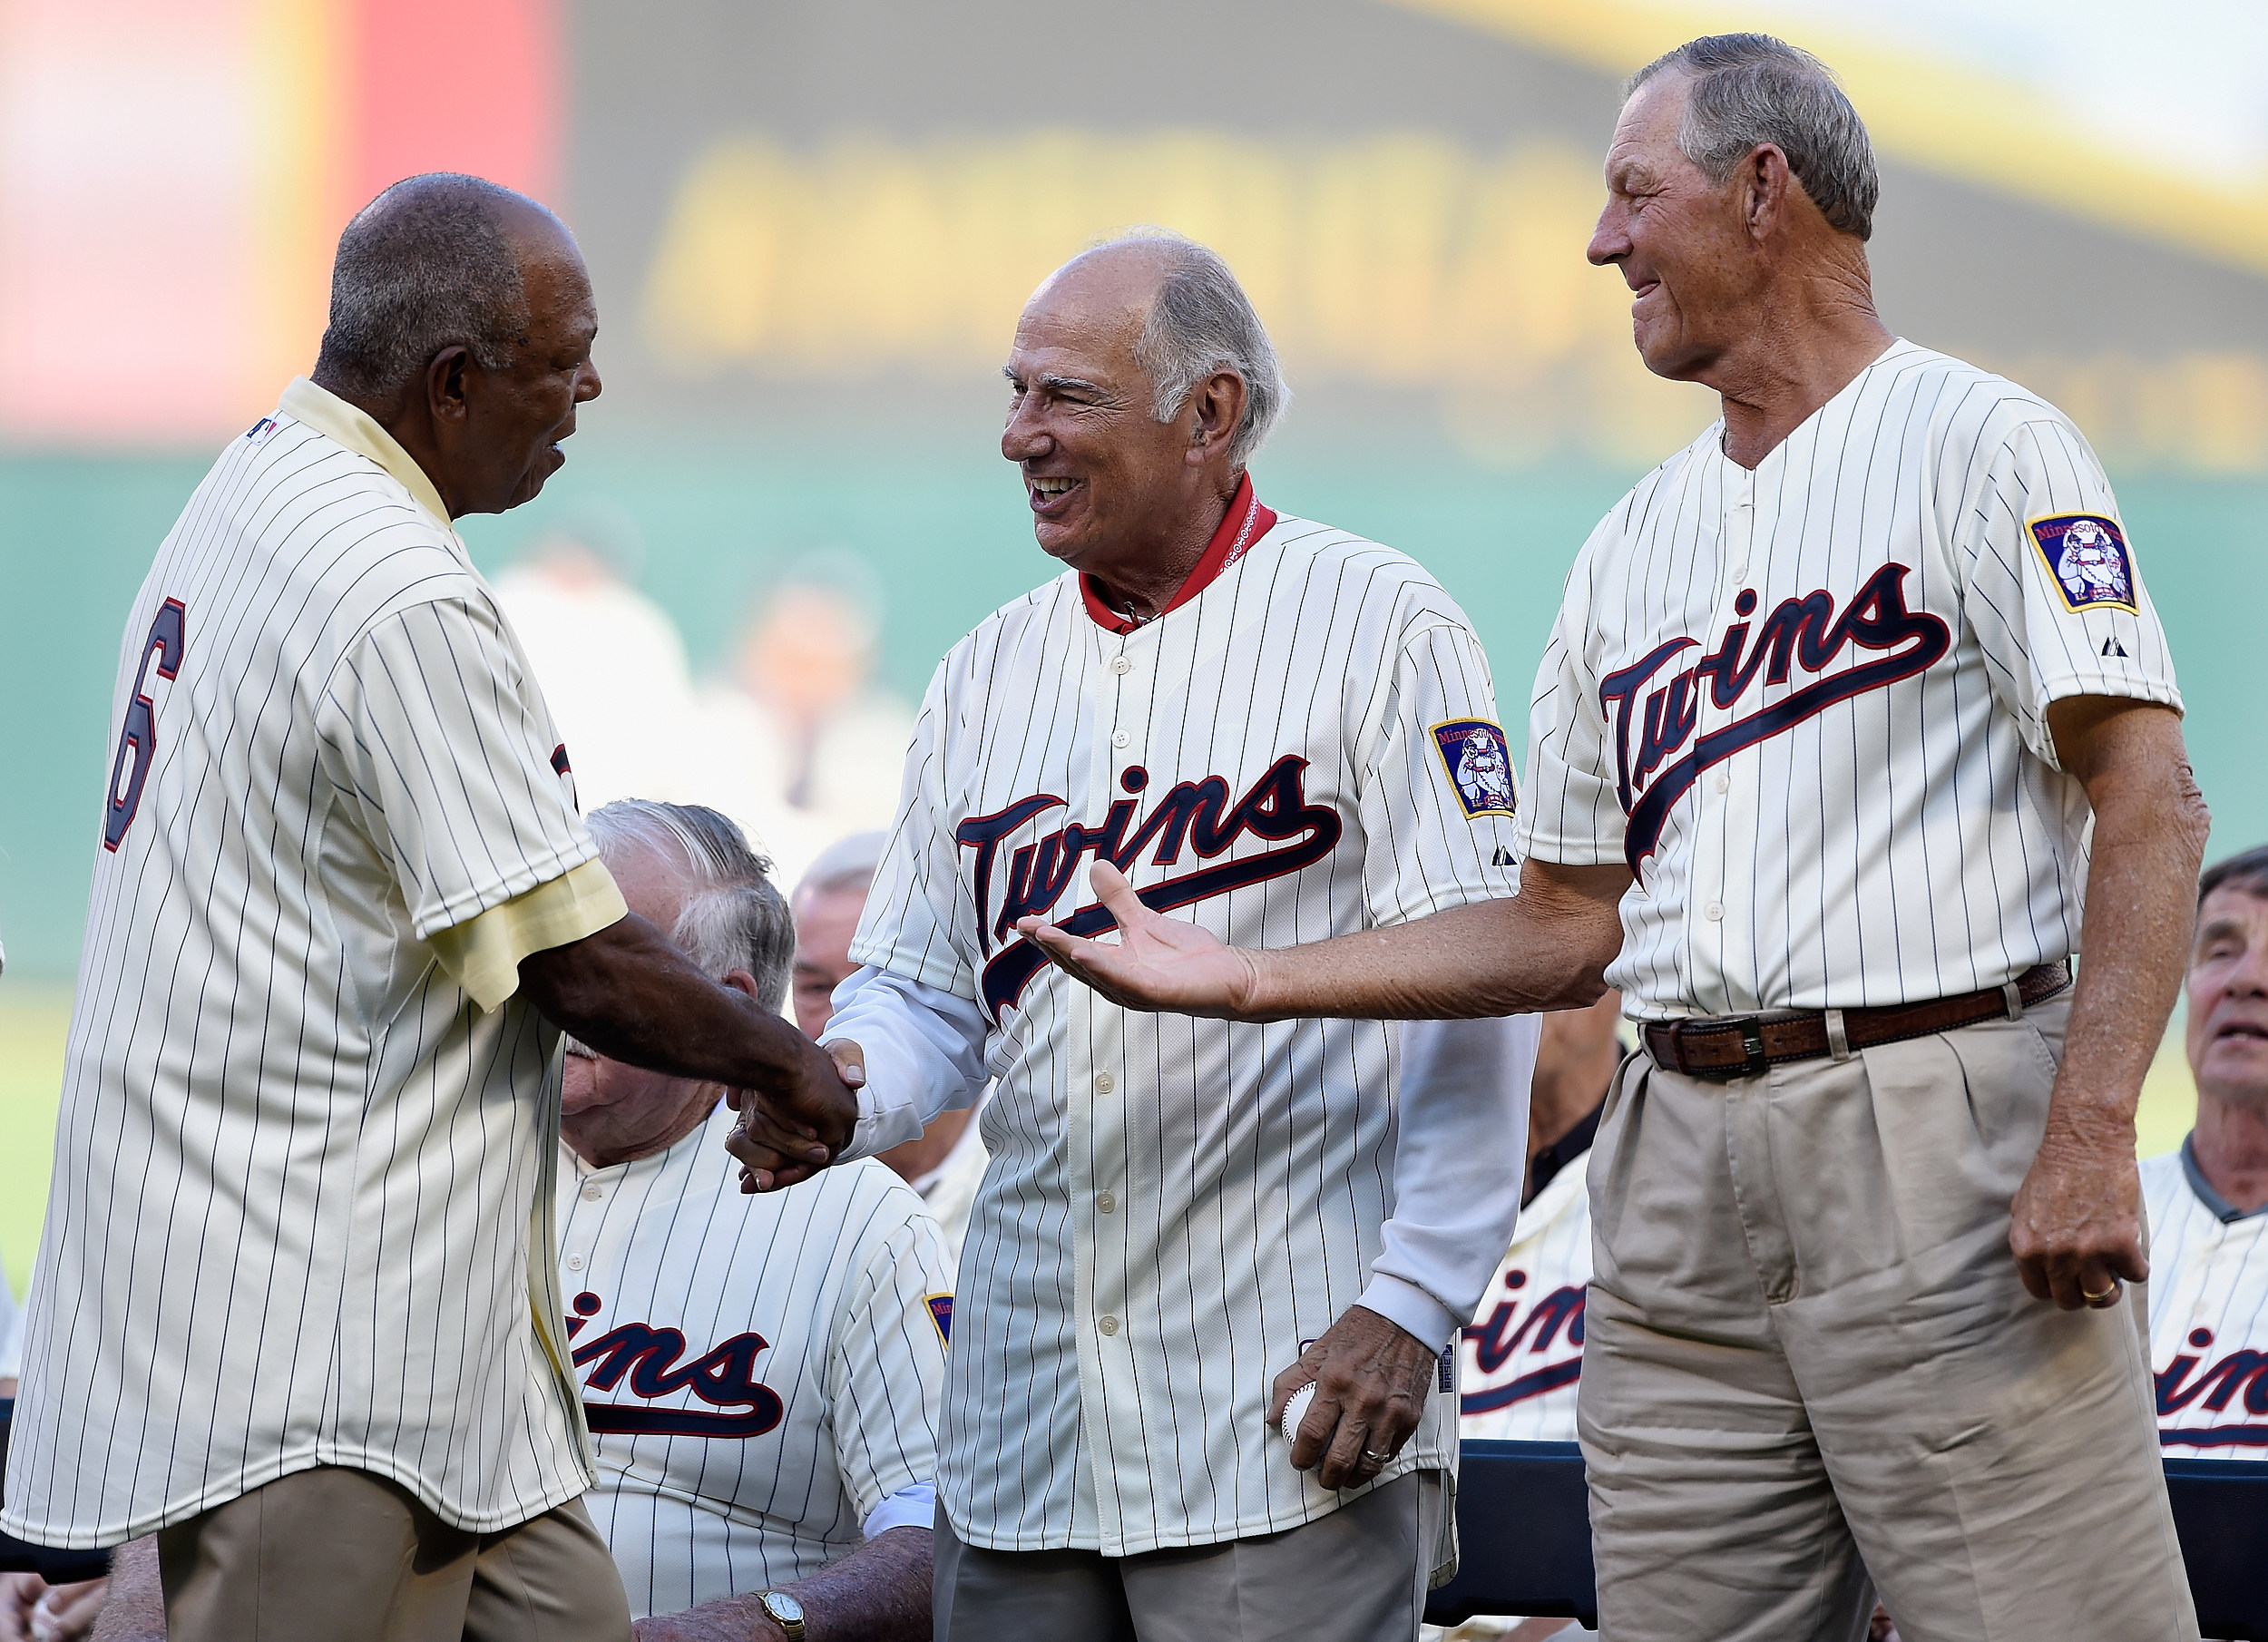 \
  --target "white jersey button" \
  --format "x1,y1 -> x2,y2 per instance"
1098,1315 -> 1120,1336
1110,656 -> 1134,676
582,1183 -> 602,1201
1095,1071 -> 1116,1094
565,1254 -> 585,1272
1713,773 -> 1729,794
1704,902 -> 1725,922
1111,730 -> 1131,748
1097,1191 -> 1117,1214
